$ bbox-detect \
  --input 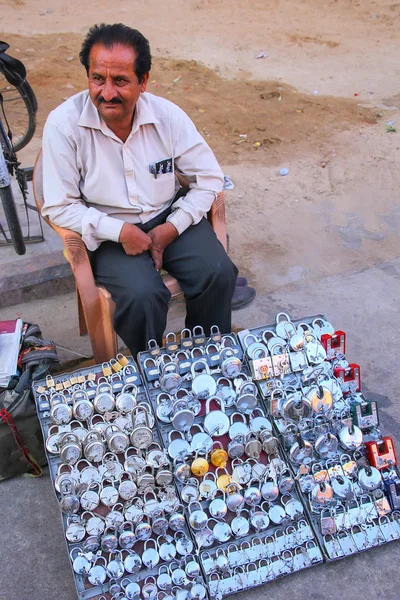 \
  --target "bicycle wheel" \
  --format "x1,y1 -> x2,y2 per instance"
0,183 -> 26,254
0,73 -> 36,152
